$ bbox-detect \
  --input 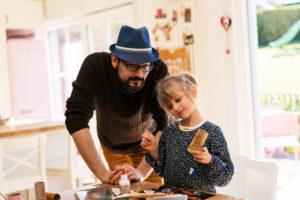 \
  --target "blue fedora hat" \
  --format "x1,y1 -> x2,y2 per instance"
109,25 -> 159,64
